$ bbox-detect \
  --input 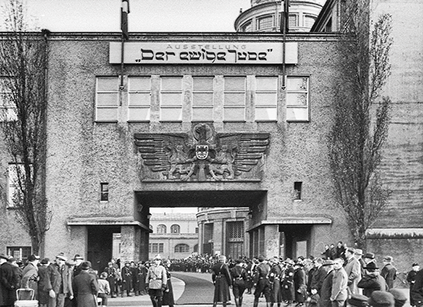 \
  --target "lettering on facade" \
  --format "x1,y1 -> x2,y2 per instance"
134,123 -> 270,182
109,42 -> 298,64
